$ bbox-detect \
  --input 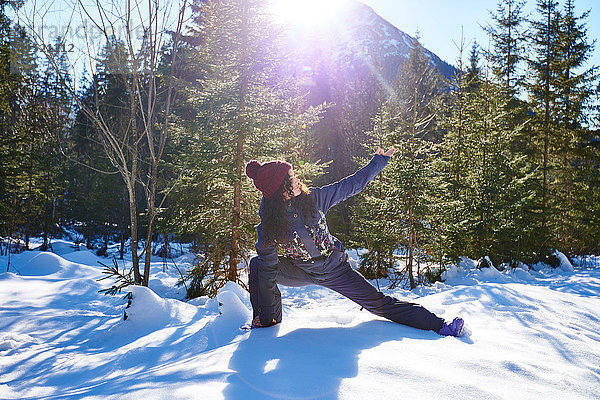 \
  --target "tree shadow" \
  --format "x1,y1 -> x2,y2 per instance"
224,320 -> 441,400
